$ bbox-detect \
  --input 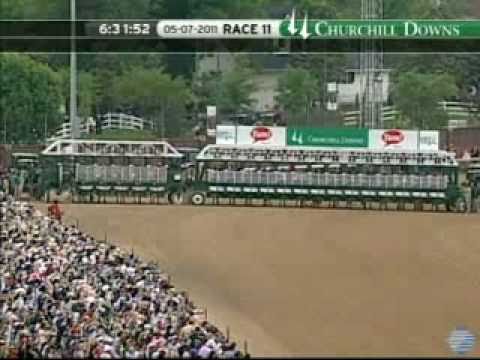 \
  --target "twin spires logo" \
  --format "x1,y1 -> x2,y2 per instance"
287,8 -> 312,40
281,11 -> 465,40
